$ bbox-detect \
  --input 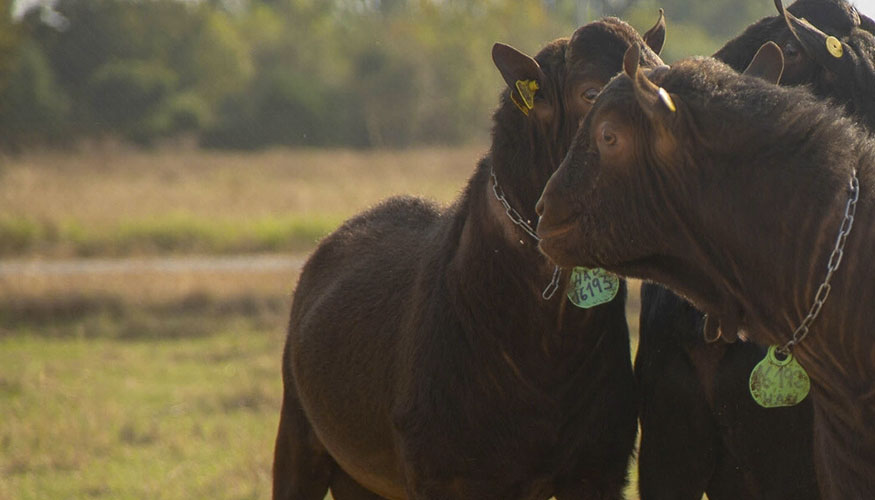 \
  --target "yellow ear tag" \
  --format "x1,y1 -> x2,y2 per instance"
515,79 -> 539,110
510,91 -> 530,115
826,36 -> 843,58
658,87 -> 676,112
